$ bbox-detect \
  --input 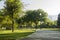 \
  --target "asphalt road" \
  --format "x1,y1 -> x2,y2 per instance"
21,30 -> 60,40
